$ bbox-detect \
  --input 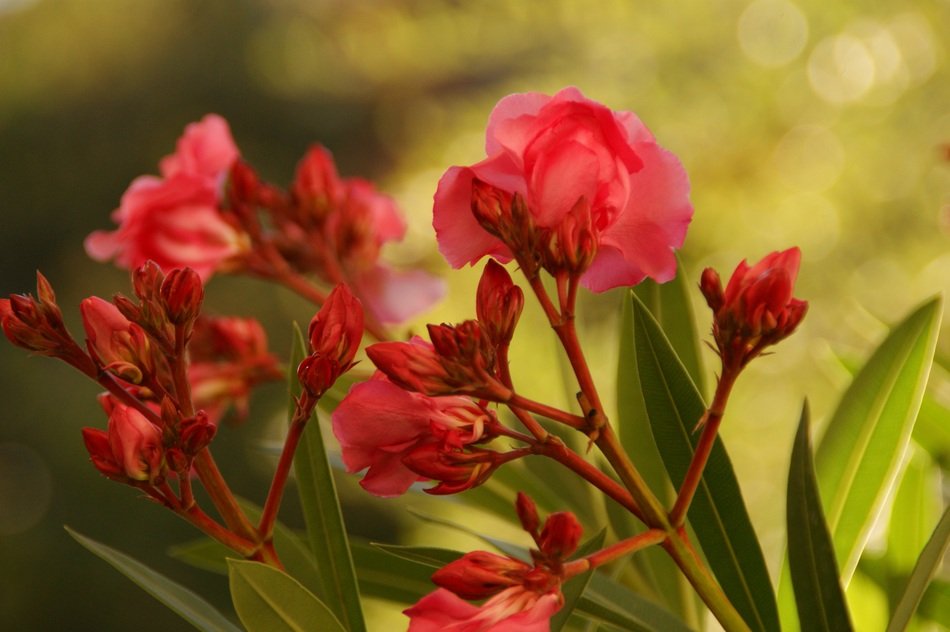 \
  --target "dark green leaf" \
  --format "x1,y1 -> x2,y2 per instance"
815,297 -> 941,581
228,559 -> 345,632
370,543 -> 463,568
66,527 -> 241,632
584,573 -> 695,632
288,323 -> 366,631
786,402 -> 854,632
350,539 -> 445,604
631,294 -> 779,632
616,282 -> 702,625
886,505 -> 950,632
